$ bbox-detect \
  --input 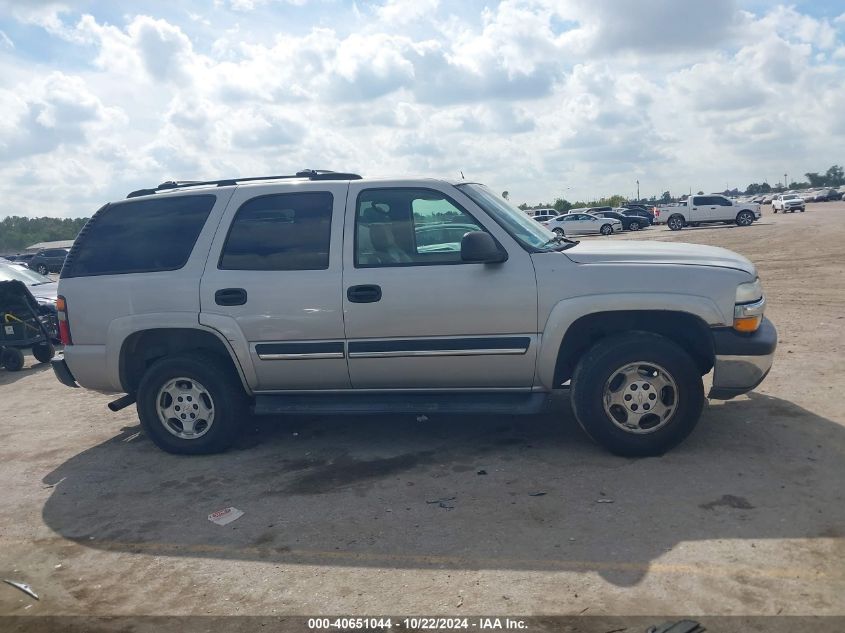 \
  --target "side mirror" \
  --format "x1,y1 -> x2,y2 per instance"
460,231 -> 507,264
